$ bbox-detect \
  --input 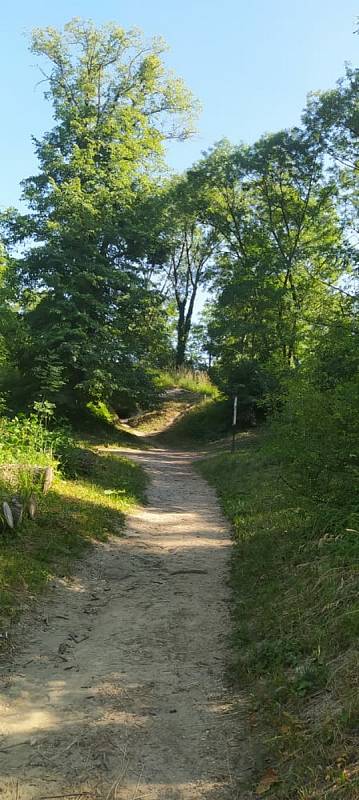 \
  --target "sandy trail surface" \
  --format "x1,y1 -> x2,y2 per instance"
0,445 -> 248,799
